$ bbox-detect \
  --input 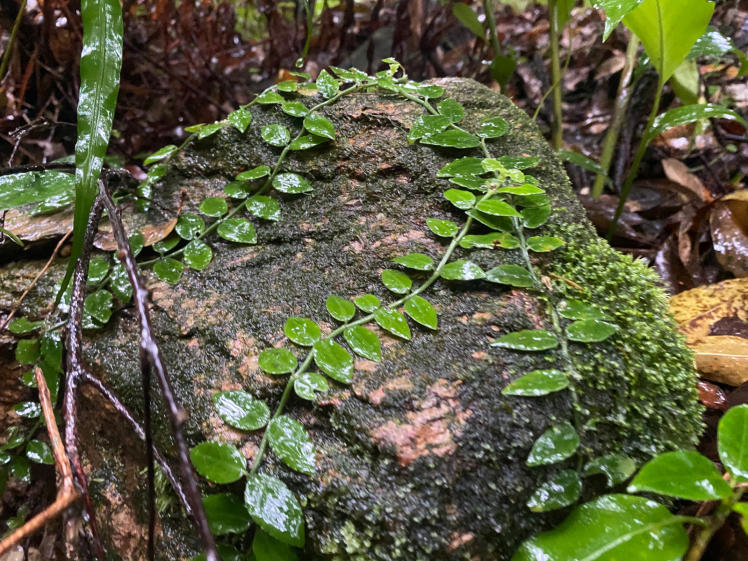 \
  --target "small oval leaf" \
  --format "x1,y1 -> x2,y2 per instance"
373,308 -> 411,340
420,129 -> 481,149
244,473 -> 305,547
527,469 -> 582,512
313,339 -> 354,383
258,348 -> 297,375
478,116 -> 510,138
246,195 -> 281,221
261,124 -> 291,147
486,264 -> 533,287
213,391 -> 270,431
284,317 -> 322,347
217,218 -> 257,244
153,257 -> 184,285
199,197 -> 228,217
272,173 -> 313,194
404,295 -> 438,330
190,442 -> 246,484
527,422 -> 580,467
325,295 -> 355,322
502,369 -> 569,397
492,330 -> 558,351
475,199 -> 522,218
426,218 -> 459,237
183,239 -> 213,271
343,326 -> 382,361
354,293 -> 380,313
237,165 -> 271,181
444,188 -> 476,210
294,372 -> 329,401
303,113 -> 335,140
440,260 -> 485,281
381,269 -> 412,294
566,320 -> 618,343
203,493 -> 252,535
527,235 -> 565,252
267,415 -> 316,475
392,253 -> 434,271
